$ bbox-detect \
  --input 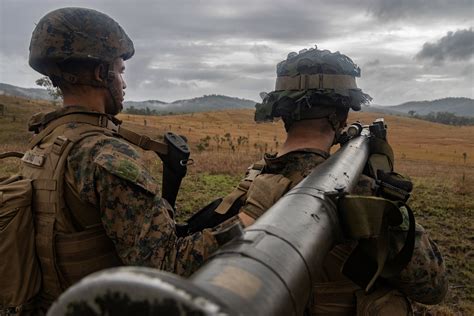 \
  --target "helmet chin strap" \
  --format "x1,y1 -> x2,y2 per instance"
327,113 -> 343,145
48,61 -> 123,115
104,63 -> 124,115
